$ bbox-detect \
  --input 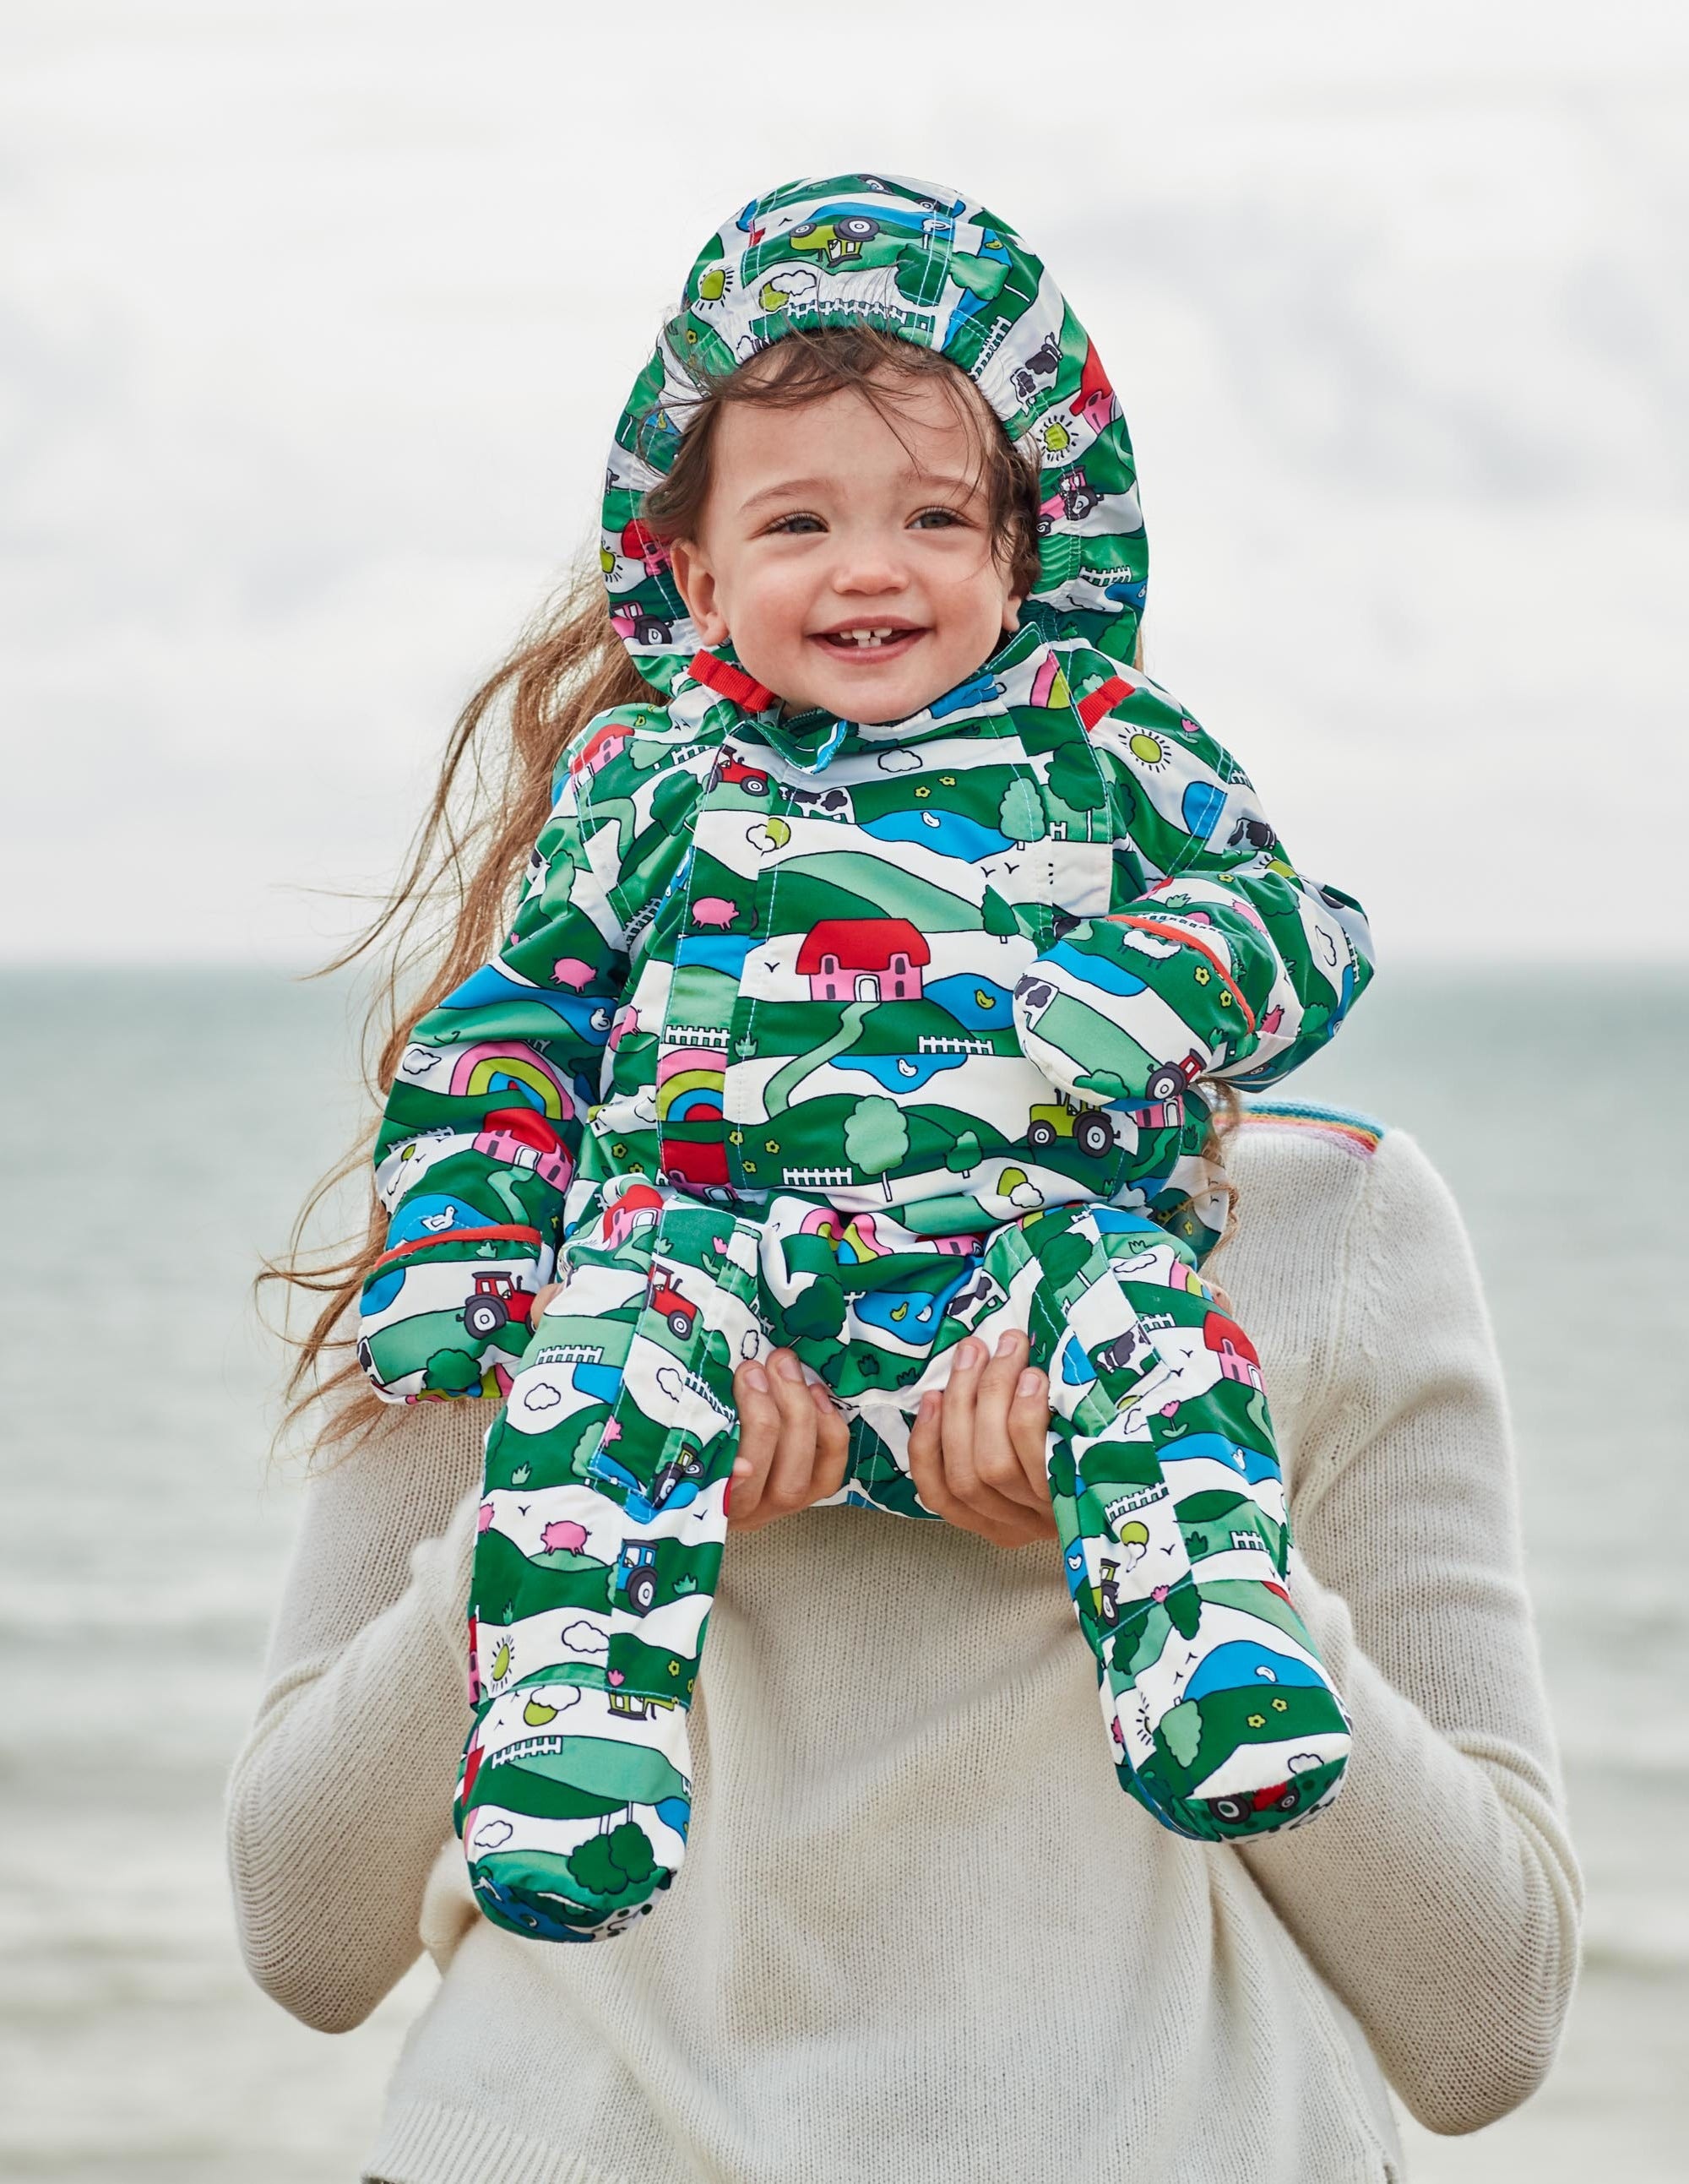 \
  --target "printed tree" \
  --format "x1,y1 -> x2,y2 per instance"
424,1347 -> 482,1396
981,888 -> 1021,945
844,1095 -> 910,1201
945,1126 -> 983,1173
1048,737 -> 1108,818
785,1273 -> 846,1341
568,1821 -> 656,1904
999,776 -> 1047,845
